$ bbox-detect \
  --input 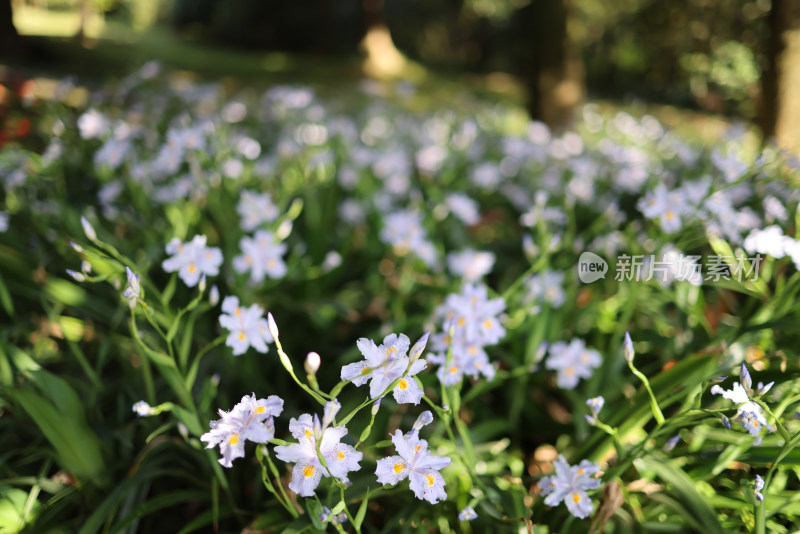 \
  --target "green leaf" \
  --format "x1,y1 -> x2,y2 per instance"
0,272 -> 14,316
176,508 -> 233,534
6,388 -> 106,485
110,490 -> 207,534
0,488 -> 38,532
637,455 -> 724,534
354,492 -> 370,531
306,499 -> 325,530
